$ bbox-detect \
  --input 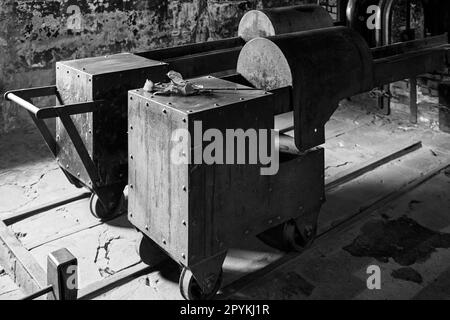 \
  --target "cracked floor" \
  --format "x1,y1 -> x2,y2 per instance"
1,98 -> 450,300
